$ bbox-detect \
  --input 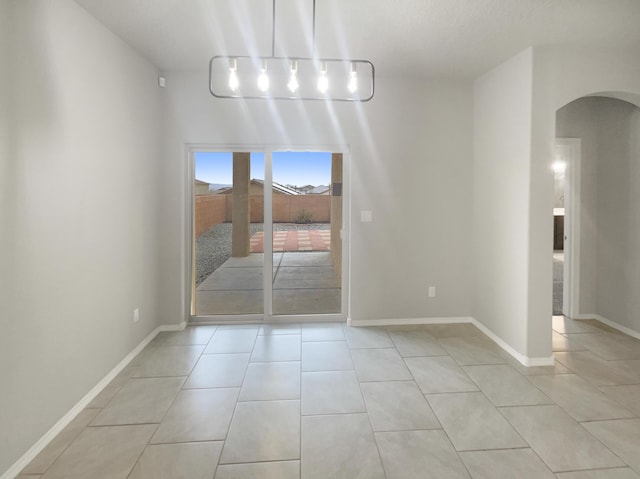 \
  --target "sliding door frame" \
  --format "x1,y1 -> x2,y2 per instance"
186,143 -> 350,324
